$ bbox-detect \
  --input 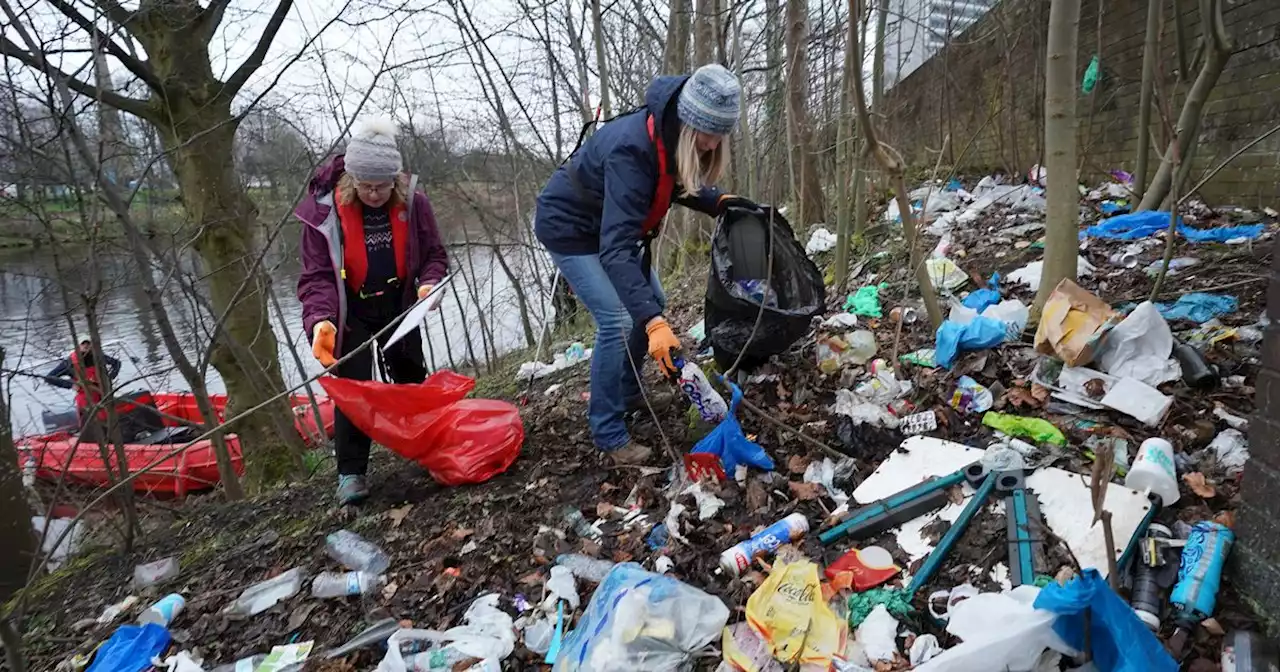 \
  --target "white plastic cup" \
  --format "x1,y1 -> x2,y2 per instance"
138,593 -> 185,627
1124,438 -> 1180,506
